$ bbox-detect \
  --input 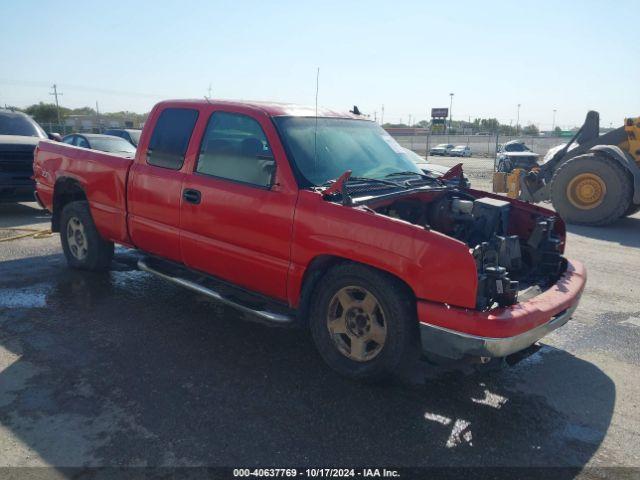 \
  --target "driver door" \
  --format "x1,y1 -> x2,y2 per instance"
179,108 -> 297,301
